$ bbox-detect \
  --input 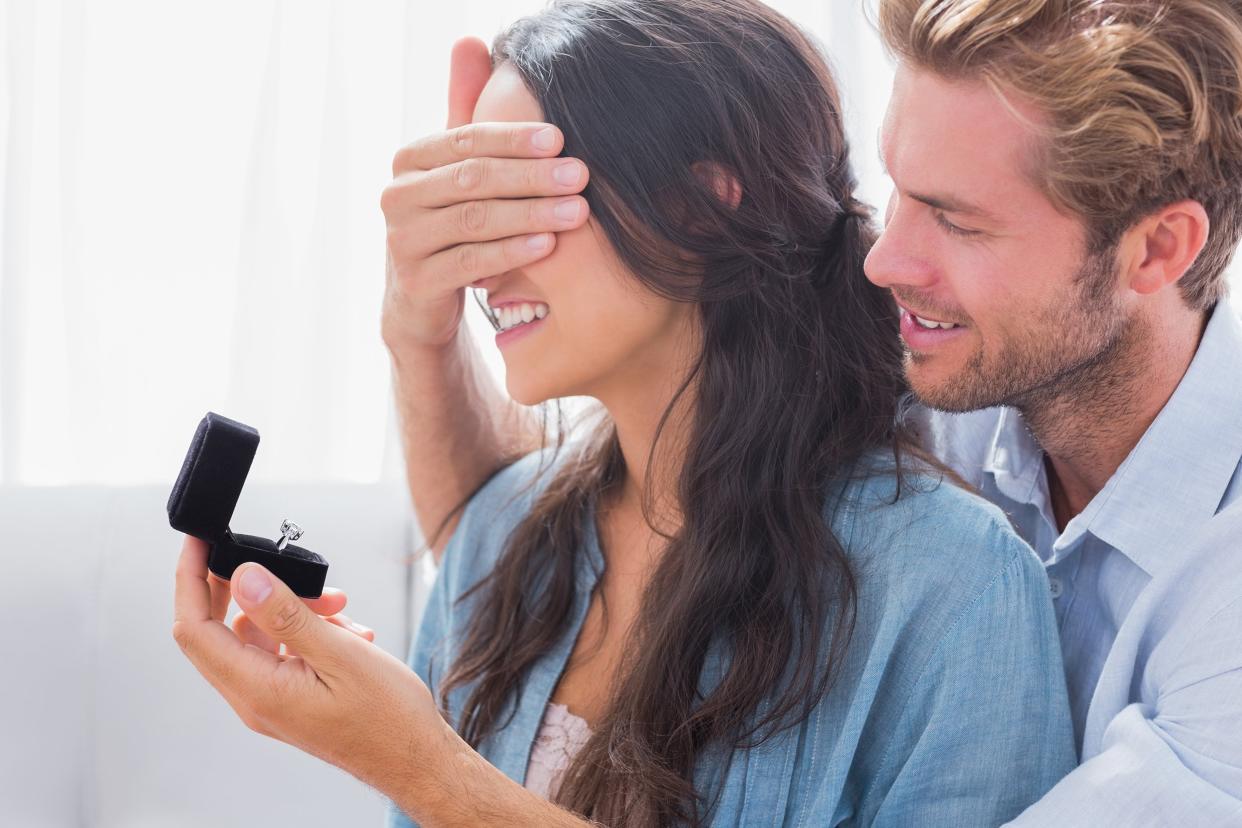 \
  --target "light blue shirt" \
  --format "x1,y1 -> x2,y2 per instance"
921,301 -> 1242,826
386,452 -> 1075,826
